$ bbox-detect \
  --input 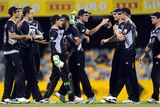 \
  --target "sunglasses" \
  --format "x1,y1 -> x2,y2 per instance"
113,13 -> 121,15
151,17 -> 157,19
16,10 -> 20,12
83,14 -> 89,17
